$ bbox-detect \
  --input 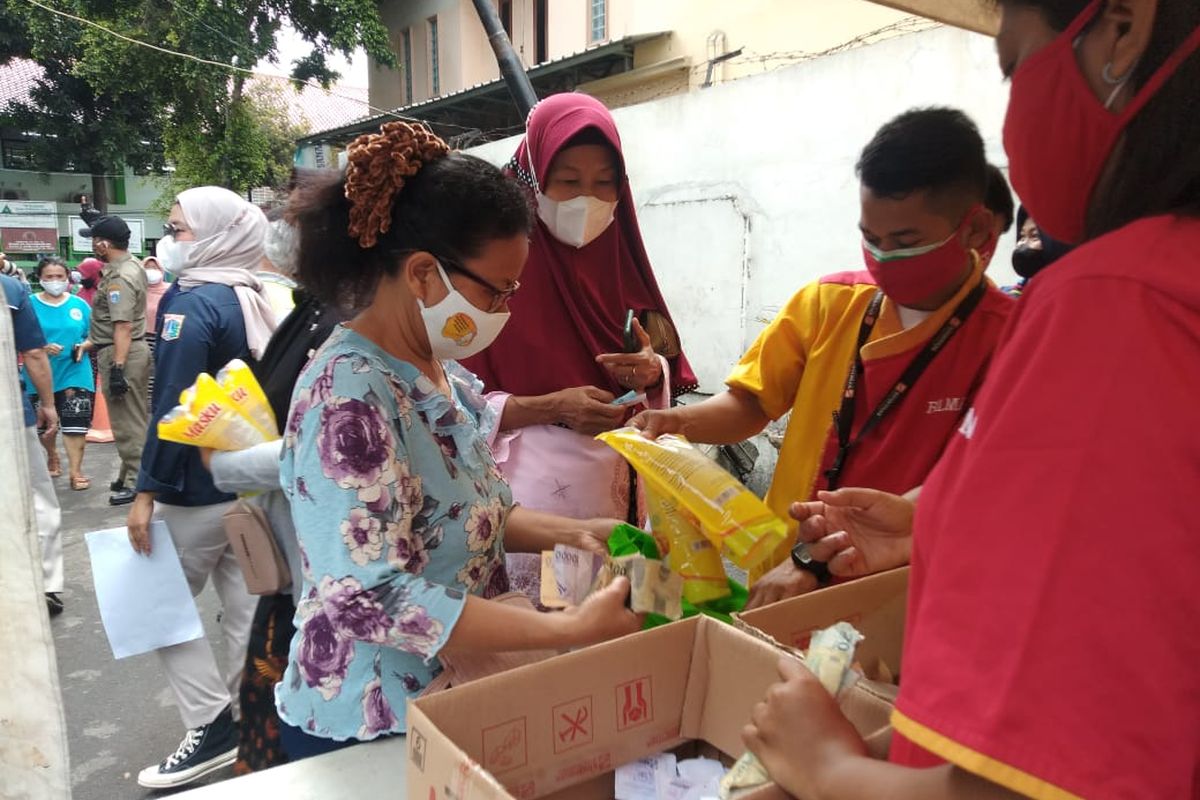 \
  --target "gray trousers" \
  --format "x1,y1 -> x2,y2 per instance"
25,426 -> 63,593
155,501 -> 257,729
